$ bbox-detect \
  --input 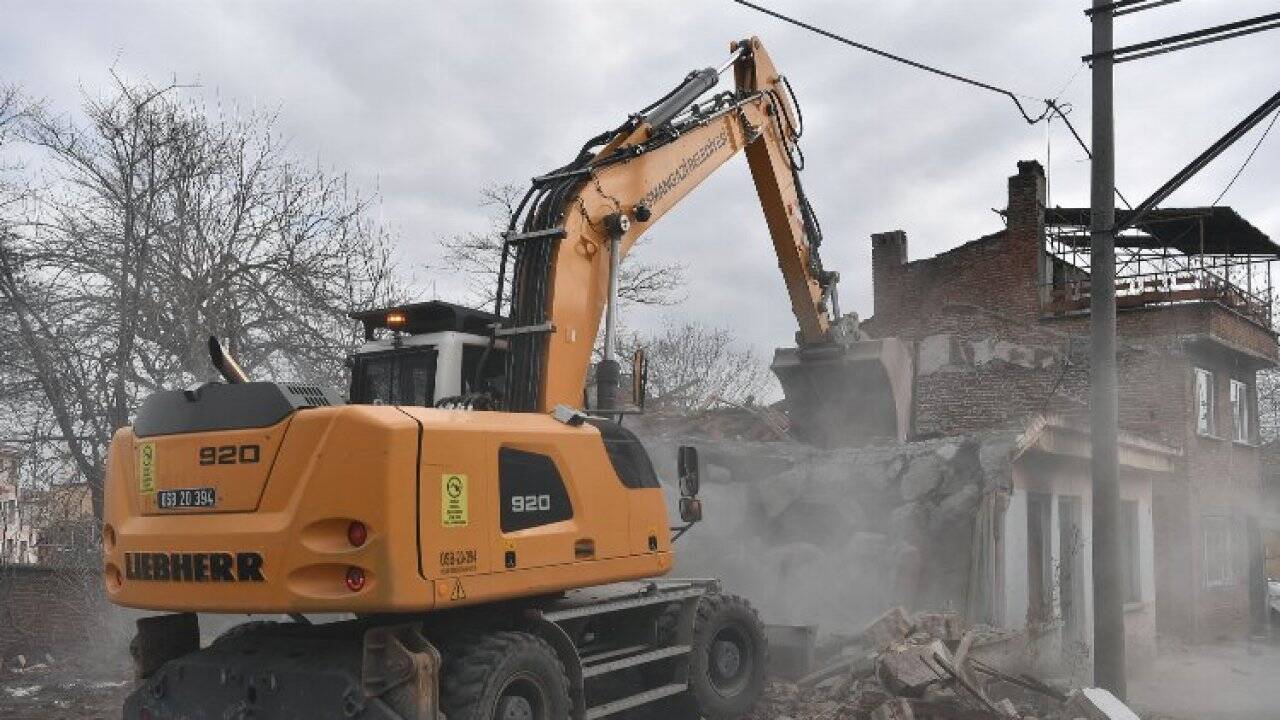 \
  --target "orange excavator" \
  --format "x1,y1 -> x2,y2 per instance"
105,37 -> 910,719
